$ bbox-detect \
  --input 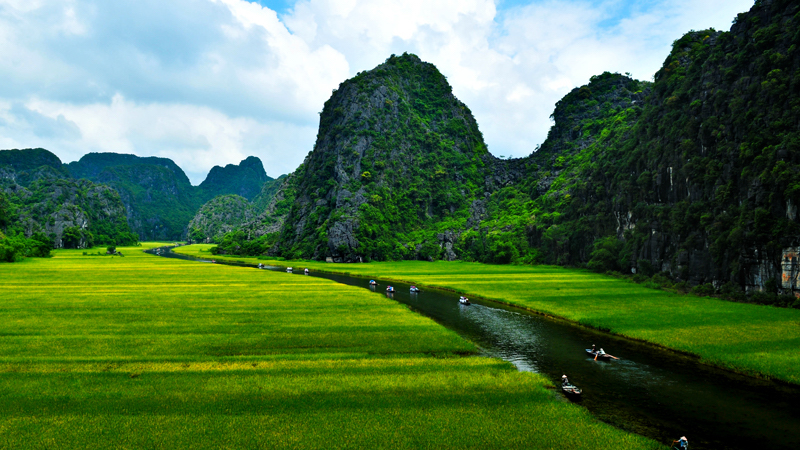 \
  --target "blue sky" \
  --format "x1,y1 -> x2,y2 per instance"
0,0 -> 754,183
254,0 -> 293,13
